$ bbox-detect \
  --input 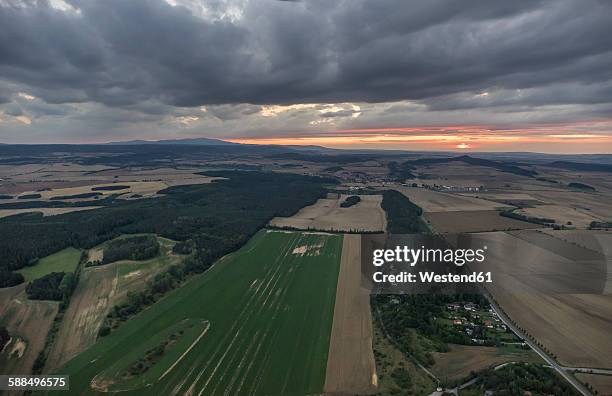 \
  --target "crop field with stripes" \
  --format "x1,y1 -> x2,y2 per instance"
46,230 -> 342,396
